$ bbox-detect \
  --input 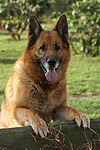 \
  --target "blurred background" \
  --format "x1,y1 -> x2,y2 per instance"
0,0 -> 100,118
